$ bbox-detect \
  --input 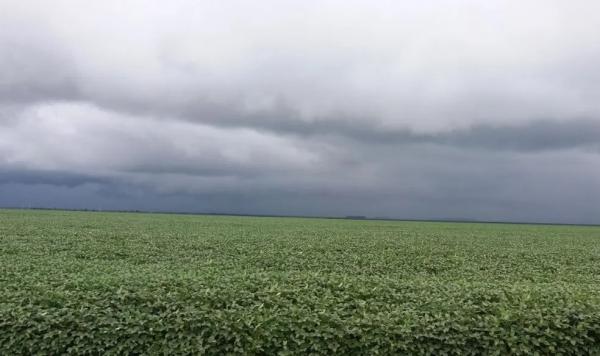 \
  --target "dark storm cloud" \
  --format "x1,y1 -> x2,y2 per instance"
0,167 -> 108,187
2,145 -> 599,224
1,1 -> 600,224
